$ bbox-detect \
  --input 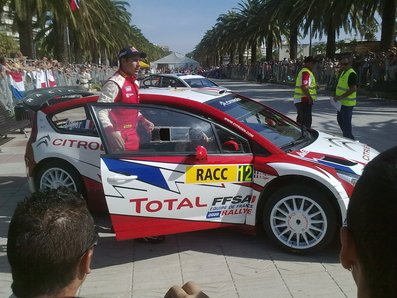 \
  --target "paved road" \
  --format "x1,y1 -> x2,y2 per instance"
218,80 -> 397,152
2,80 -> 396,297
